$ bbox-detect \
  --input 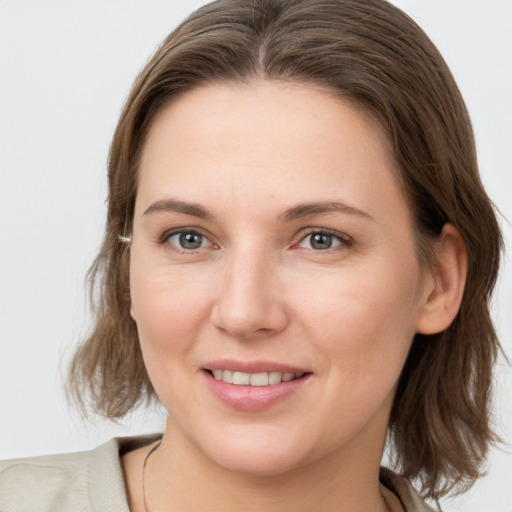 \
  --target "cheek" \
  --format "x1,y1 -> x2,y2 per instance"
295,267 -> 419,436
129,267 -> 213,412
130,260 -> 213,362
294,260 -> 420,376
